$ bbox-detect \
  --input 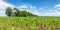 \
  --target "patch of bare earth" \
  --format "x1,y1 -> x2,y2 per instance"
37,23 -> 47,30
